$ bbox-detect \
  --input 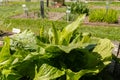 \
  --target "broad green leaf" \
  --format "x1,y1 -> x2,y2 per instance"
34,64 -> 65,80
84,53 -> 102,69
93,39 -> 113,65
59,15 -> 85,45
1,69 -> 21,80
0,37 -> 11,63
70,34 -> 81,44
81,33 -> 91,43
66,69 -> 99,80
52,23 -> 59,45
70,32 -> 91,46
58,43 -> 82,53
45,45 -> 64,55
36,39 -> 47,48
45,42 -> 83,54
48,28 -> 53,44
13,60 -> 36,80
39,26 -> 44,38
5,74 -> 21,80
